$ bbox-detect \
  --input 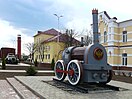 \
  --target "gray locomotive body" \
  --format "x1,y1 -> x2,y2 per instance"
61,43 -> 112,85
54,9 -> 112,85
